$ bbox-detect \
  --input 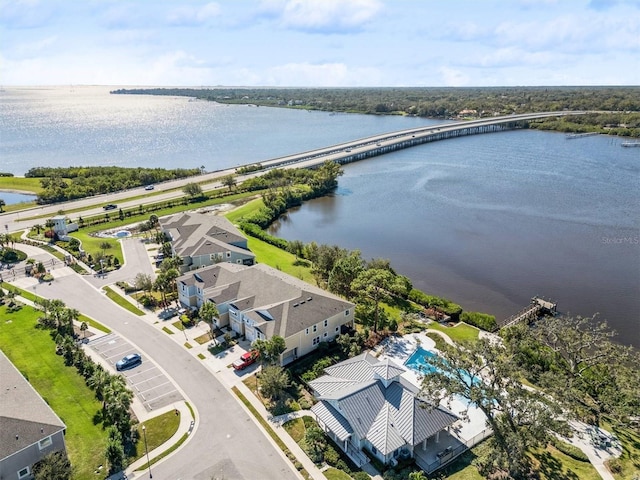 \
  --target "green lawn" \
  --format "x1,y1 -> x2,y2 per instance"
0,175 -> 44,193
283,417 -> 306,443
0,305 -> 108,480
69,230 -> 123,266
323,468 -> 352,480
245,236 -> 315,283
1,282 -> 110,333
103,286 -> 145,316
427,321 -> 479,343
224,197 -> 264,223
604,421 -> 640,479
